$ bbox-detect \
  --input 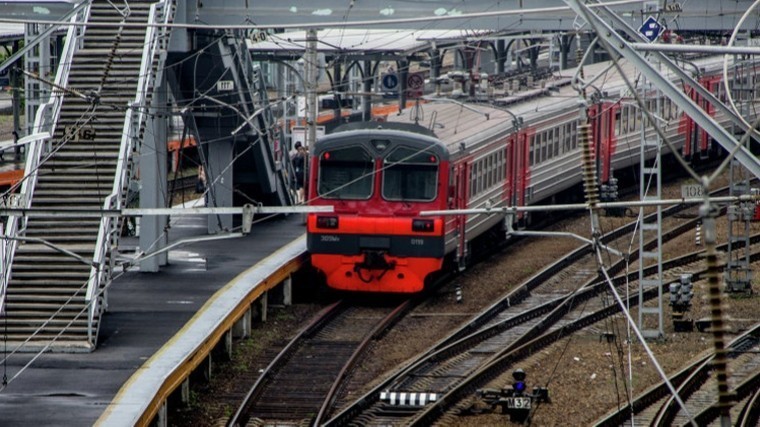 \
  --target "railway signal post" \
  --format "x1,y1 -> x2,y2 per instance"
669,274 -> 694,332
476,369 -> 549,423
